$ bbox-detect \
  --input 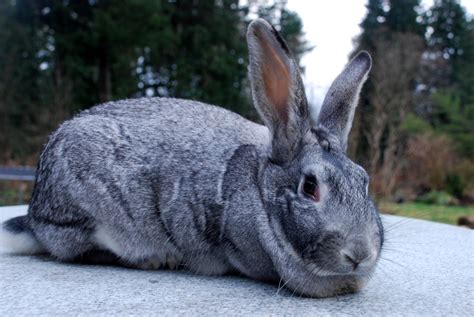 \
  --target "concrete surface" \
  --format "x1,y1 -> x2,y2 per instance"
1,205 -> 473,316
